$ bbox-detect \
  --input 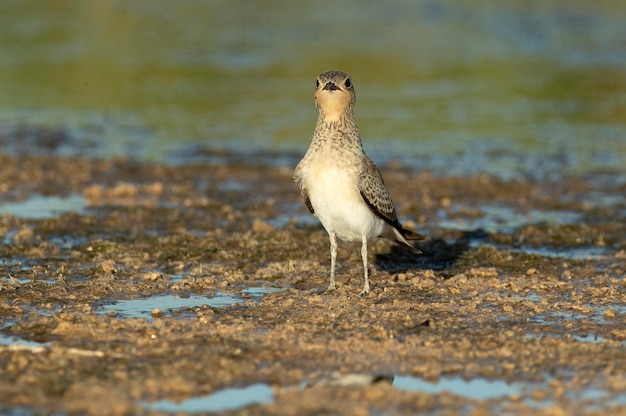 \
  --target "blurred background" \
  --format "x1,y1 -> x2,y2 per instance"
1,0 -> 625,178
